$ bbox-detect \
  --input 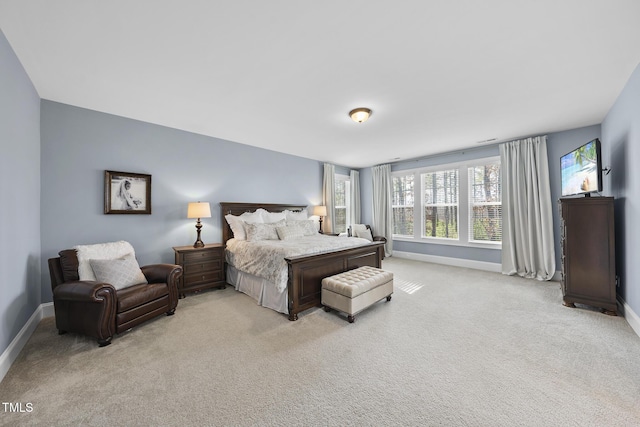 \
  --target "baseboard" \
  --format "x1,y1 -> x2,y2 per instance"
618,296 -> 640,339
392,251 -> 502,273
0,302 -> 54,384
